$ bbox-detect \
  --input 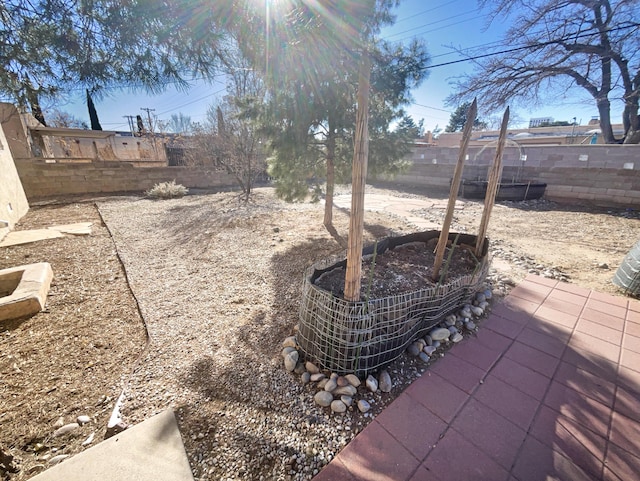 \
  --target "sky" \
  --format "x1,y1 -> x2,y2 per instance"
55,0 -> 605,133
